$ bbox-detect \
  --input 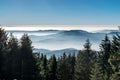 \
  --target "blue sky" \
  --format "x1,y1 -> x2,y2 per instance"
0,0 -> 120,25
